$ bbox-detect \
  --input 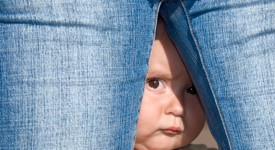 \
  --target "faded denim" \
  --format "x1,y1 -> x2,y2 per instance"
0,0 -> 159,149
1,0 -> 274,150
161,0 -> 275,149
